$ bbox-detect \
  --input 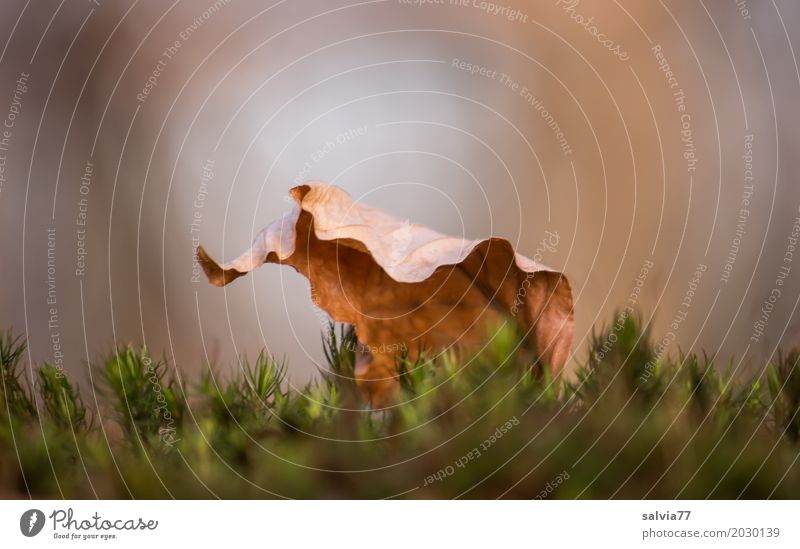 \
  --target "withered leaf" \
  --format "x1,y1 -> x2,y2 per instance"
197,183 -> 573,405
